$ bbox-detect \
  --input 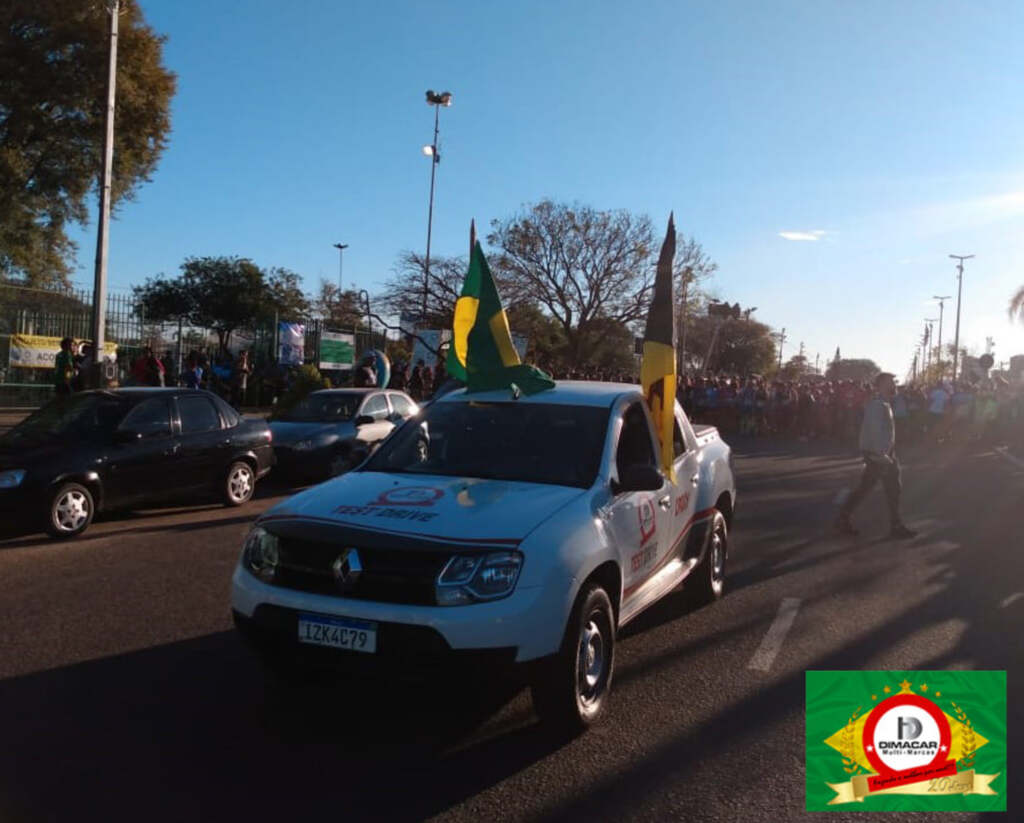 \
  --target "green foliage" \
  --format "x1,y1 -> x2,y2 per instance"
685,314 -> 777,375
314,280 -> 368,329
272,364 -> 329,417
134,256 -> 309,354
826,358 -> 881,382
0,0 -> 176,286
779,354 -> 812,381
